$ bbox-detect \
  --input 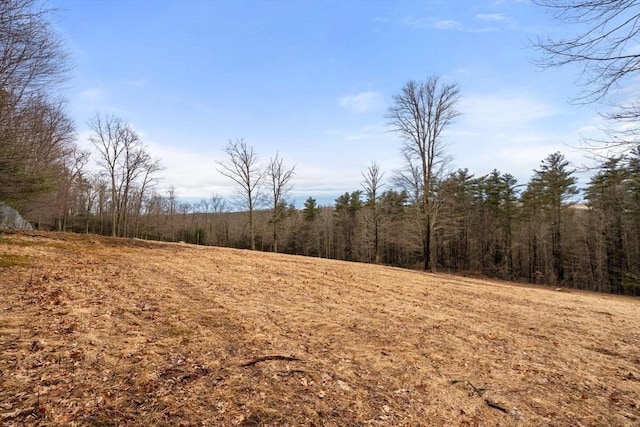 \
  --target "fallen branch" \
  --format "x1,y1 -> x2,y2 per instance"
485,398 -> 508,413
239,355 -> 300,367
467,381 -> 485,397
449,378 -> 509,414
431,362 -> 443,377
